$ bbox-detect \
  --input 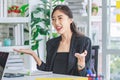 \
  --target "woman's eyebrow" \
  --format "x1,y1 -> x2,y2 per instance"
52,15 -> 63,18
58,15 -> 63,17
